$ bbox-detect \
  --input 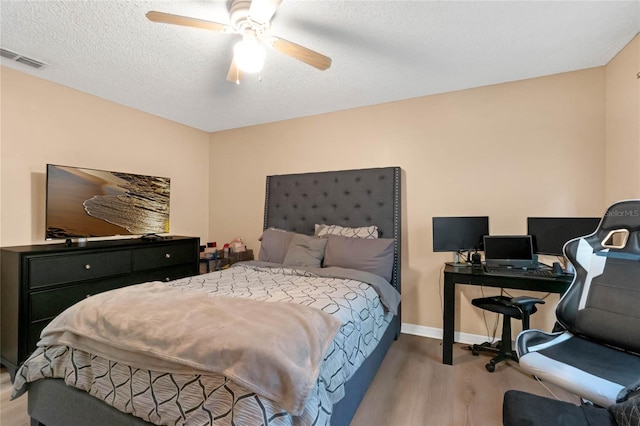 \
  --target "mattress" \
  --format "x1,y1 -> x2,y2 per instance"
13,263 -> 394,425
